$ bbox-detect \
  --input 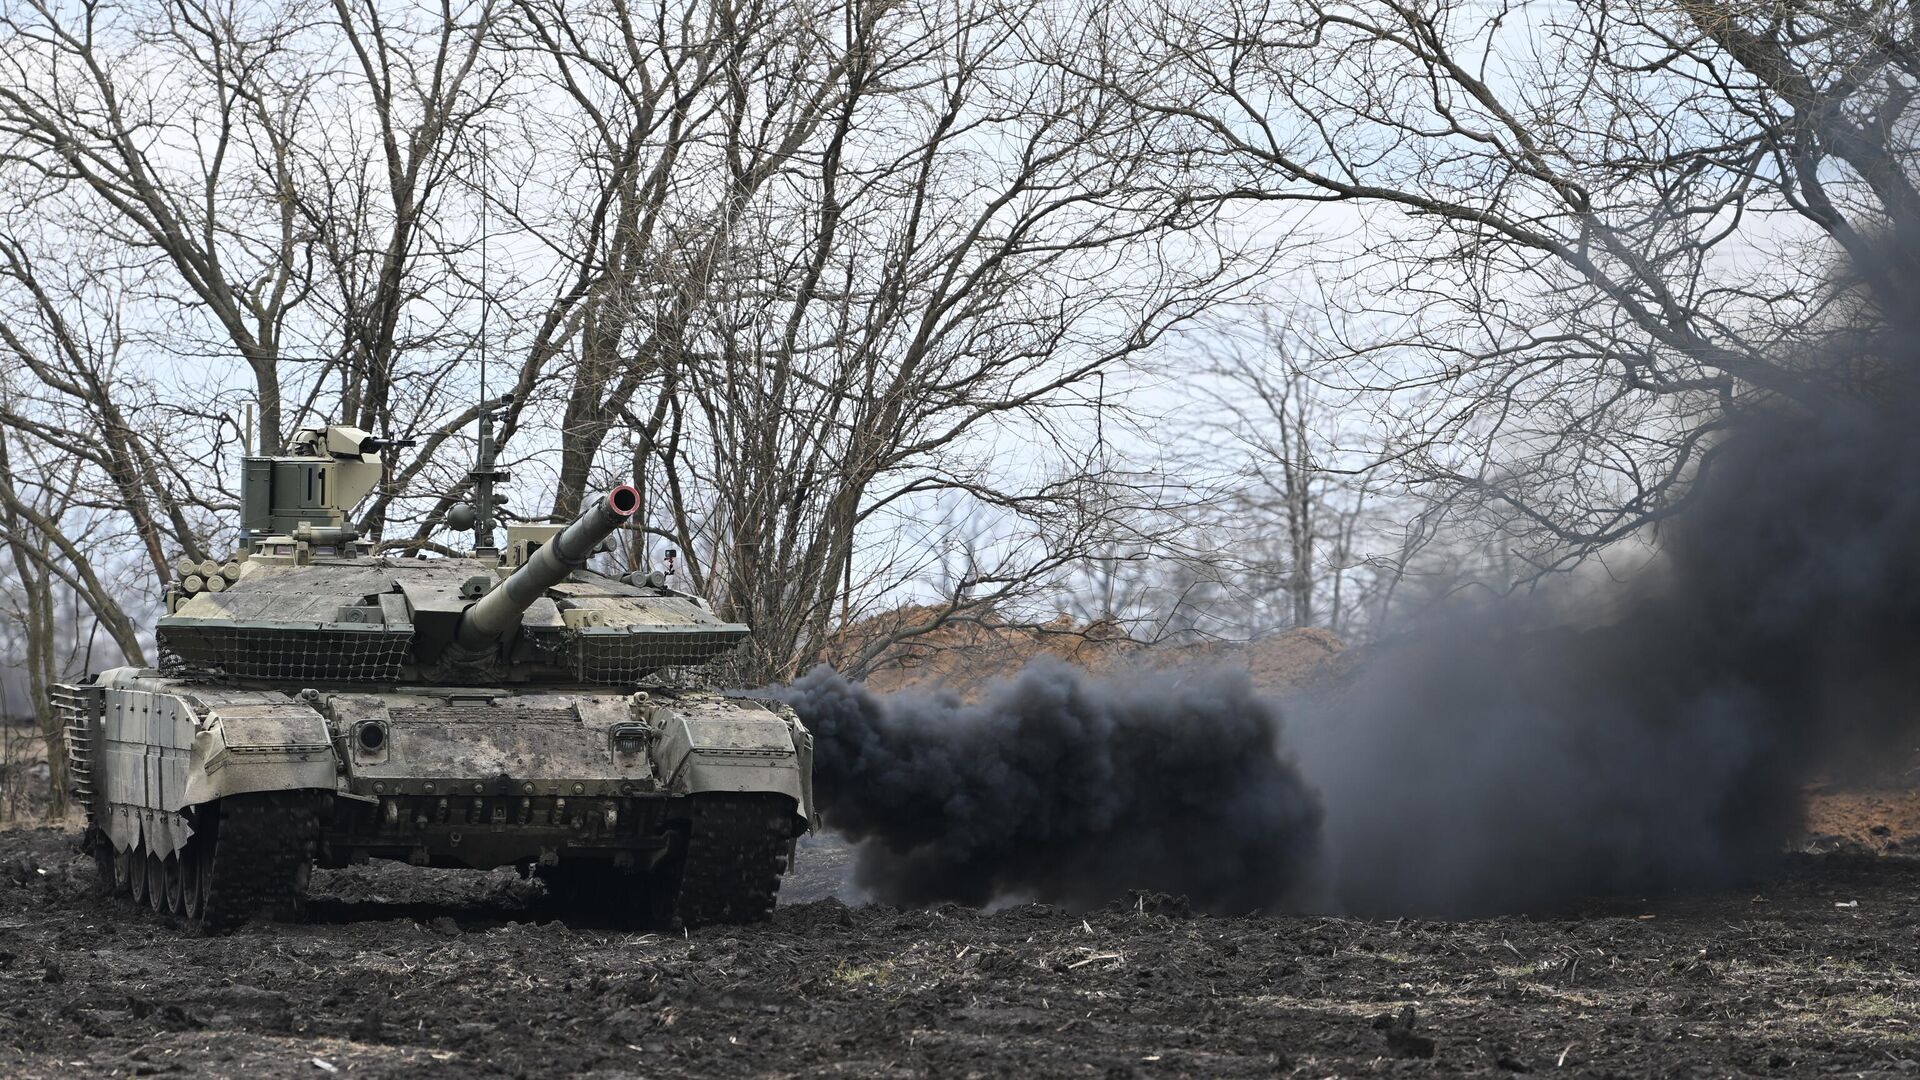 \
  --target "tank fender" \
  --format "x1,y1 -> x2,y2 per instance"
652,697 -> 810,819
181,700 -> 337,807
